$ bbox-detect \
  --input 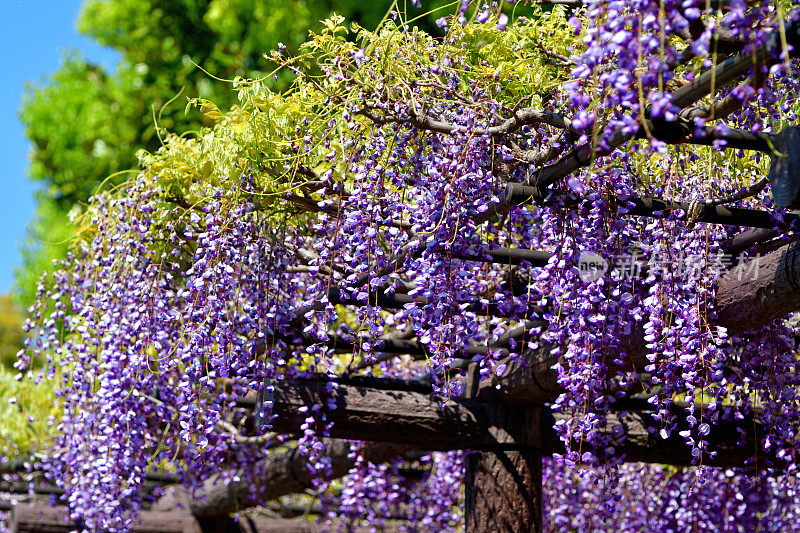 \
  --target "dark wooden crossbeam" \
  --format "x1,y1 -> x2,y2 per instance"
240,377 -> 536,451
450,246 -> 552,267
328,287 -> 546,318
8,505 -> 378,533
238,377 -> 771,468
9,506 -> 199,533
505,182 -> 795,229
153,439 -> 413,520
